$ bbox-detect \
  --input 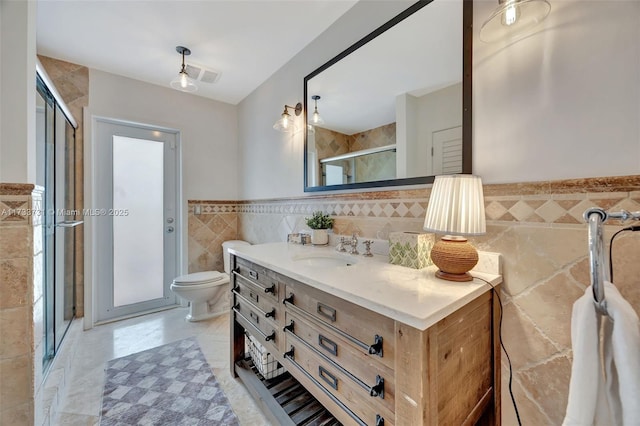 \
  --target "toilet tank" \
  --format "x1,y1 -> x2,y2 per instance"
222,240 -> 250,274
